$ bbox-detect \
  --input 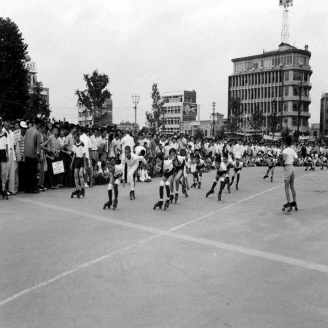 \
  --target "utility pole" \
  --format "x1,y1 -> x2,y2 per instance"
211,102 -> 216,138
280,65 -> 284,129
132,94 -> 140,126
296,80 -> 303,141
